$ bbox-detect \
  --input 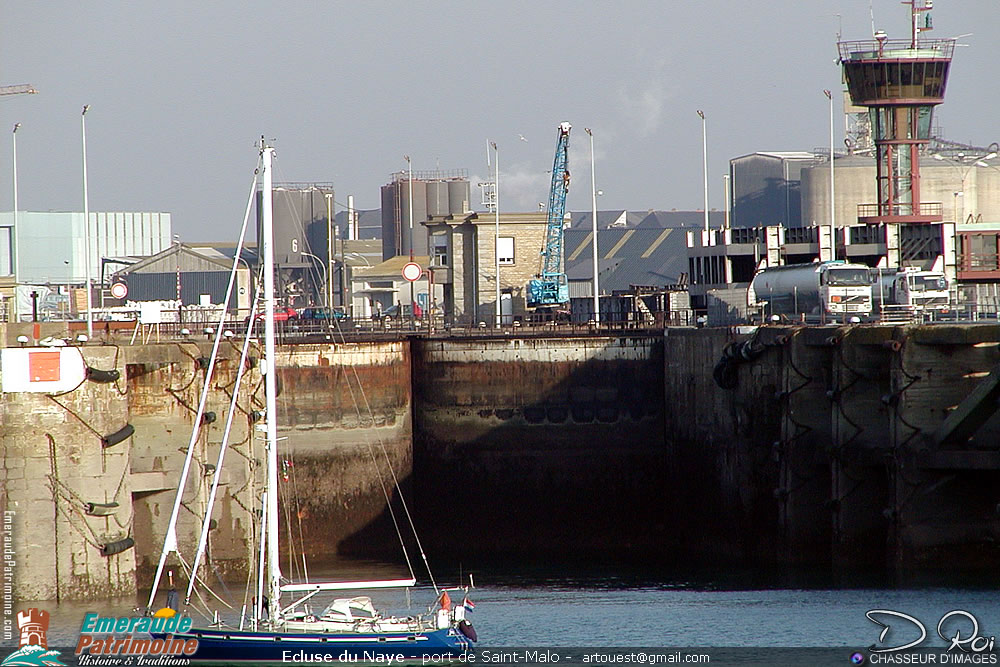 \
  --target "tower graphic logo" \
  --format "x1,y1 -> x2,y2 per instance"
1,609 -> 63,666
